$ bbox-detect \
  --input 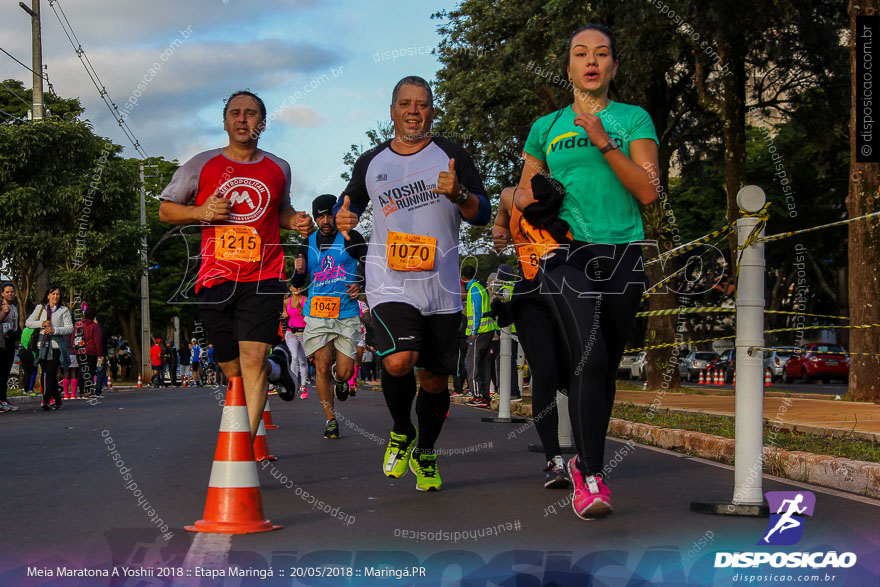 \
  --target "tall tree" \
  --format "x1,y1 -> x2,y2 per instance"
847,0 -> 880,400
